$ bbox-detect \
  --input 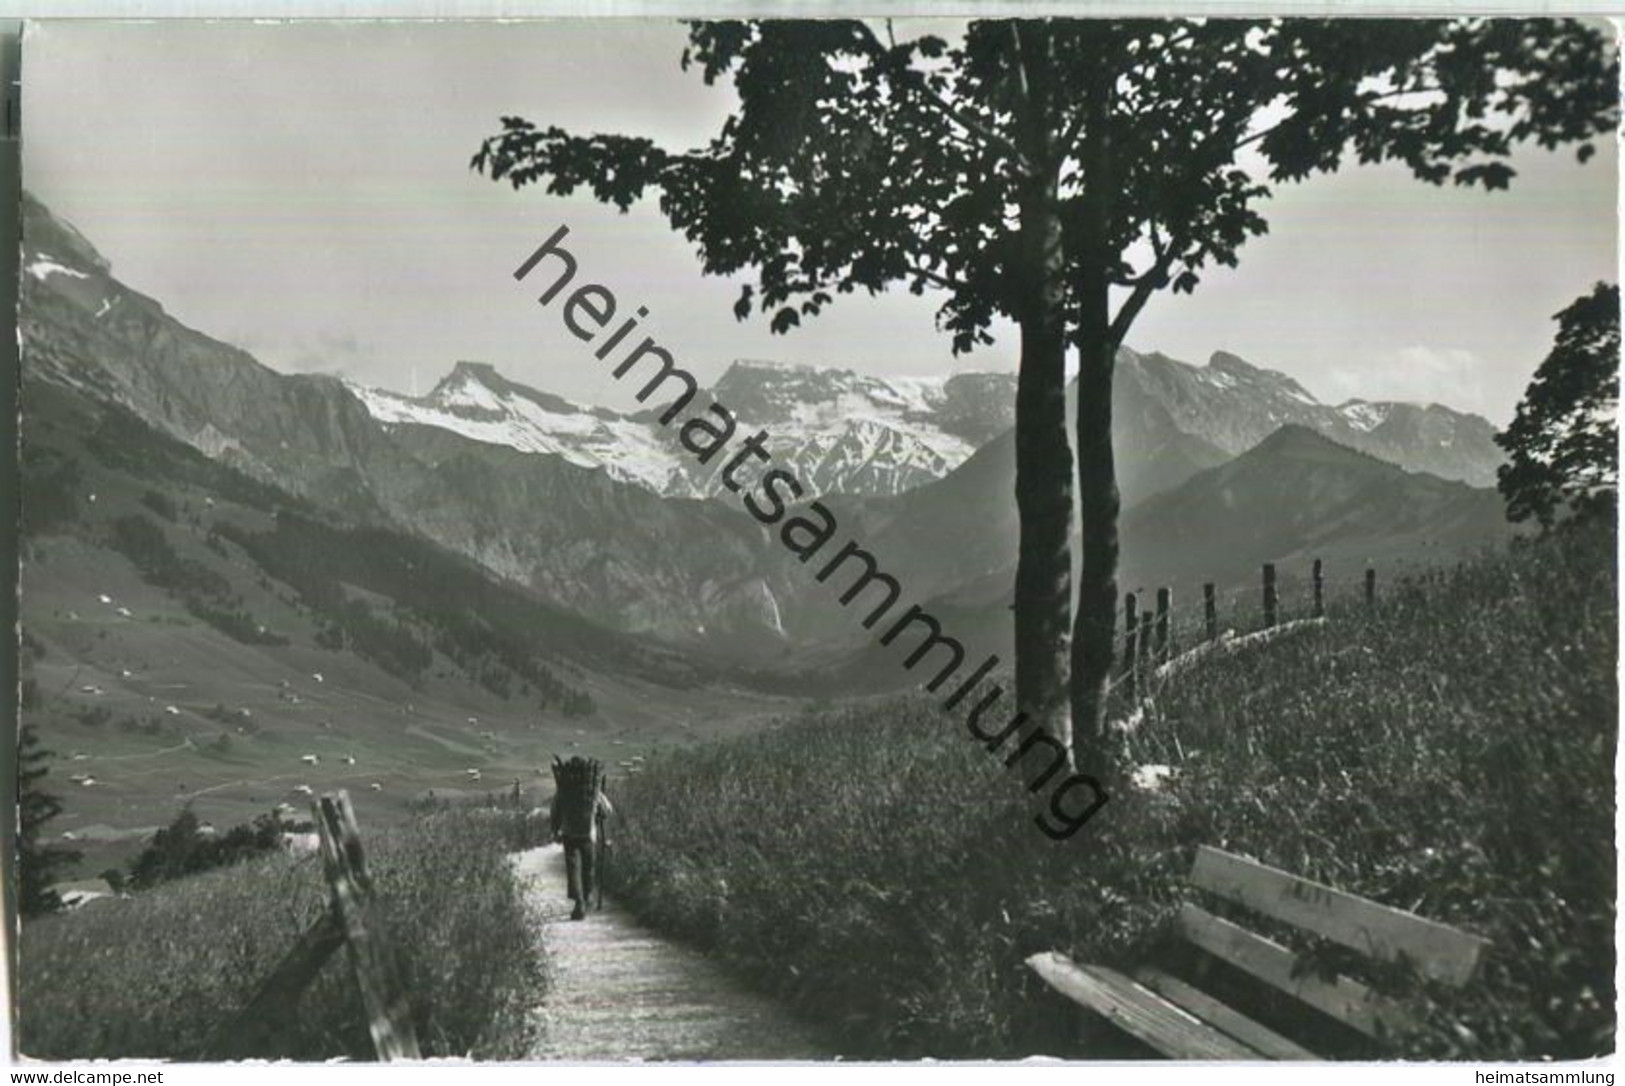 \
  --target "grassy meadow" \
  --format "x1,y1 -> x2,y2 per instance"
605,521 -> 1616,1059
18,806 -> 549,1060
